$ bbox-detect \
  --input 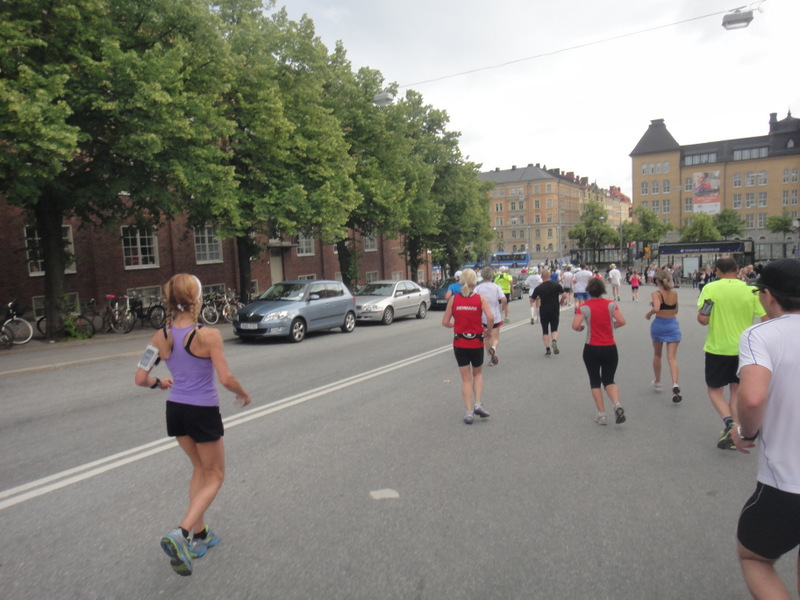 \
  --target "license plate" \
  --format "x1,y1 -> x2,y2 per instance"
240,323 -> 258,330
